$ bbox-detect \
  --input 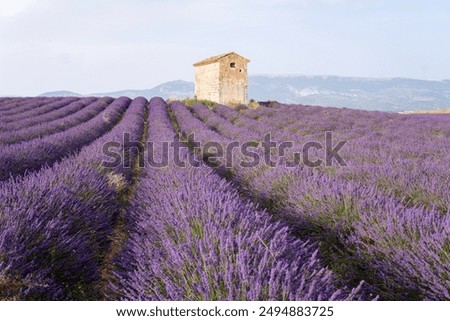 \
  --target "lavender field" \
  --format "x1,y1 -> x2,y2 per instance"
0,96 -> 448,301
